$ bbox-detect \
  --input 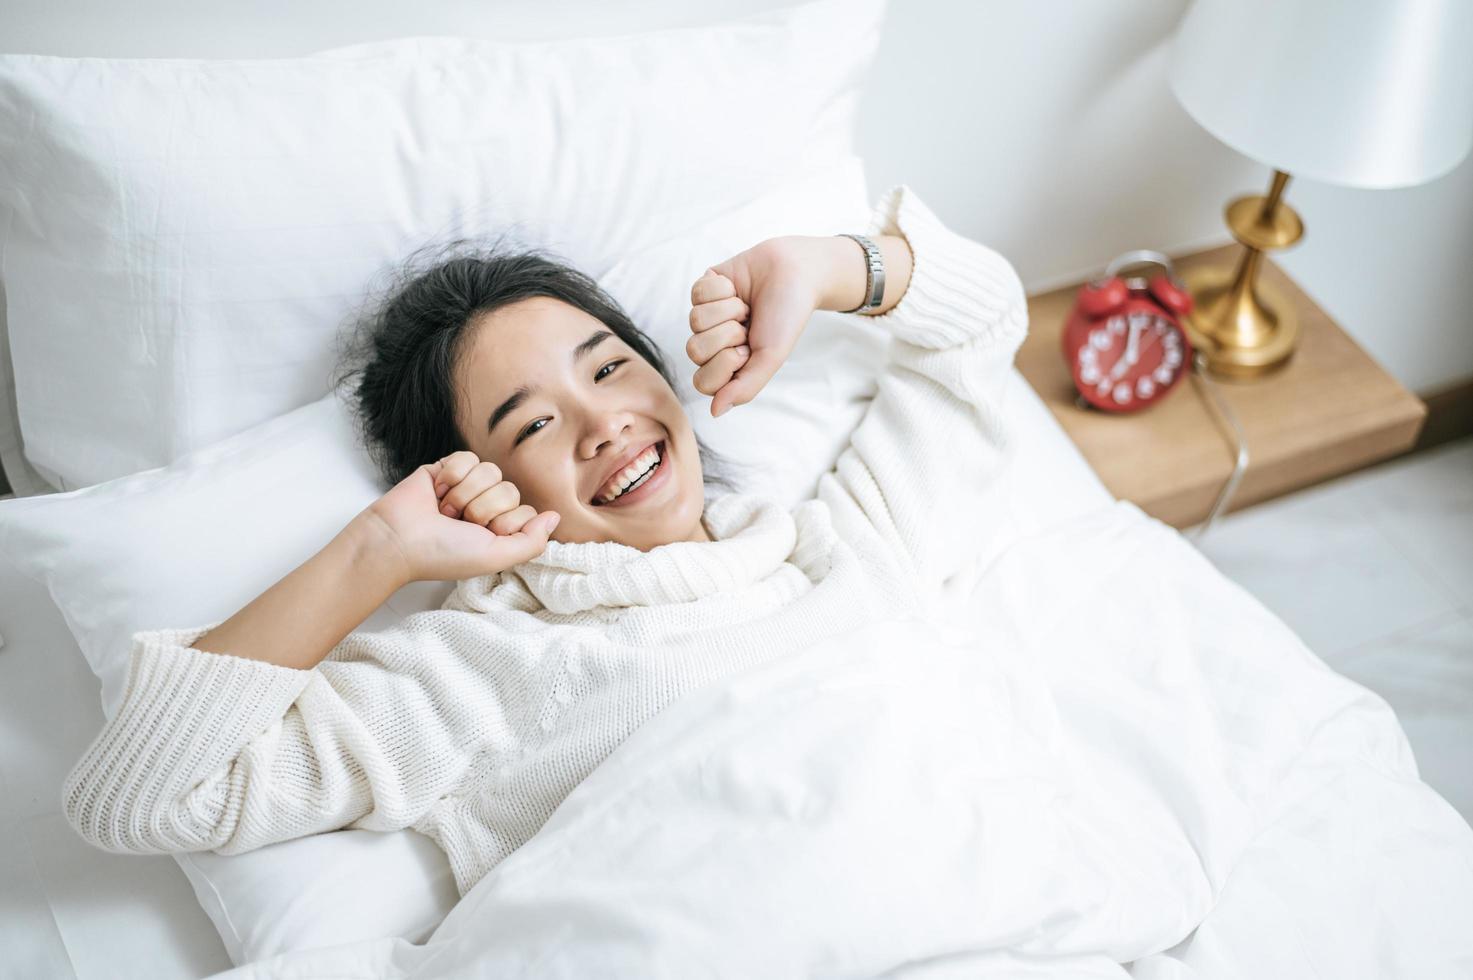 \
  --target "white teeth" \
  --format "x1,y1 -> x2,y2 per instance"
597,445 -> 661,503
